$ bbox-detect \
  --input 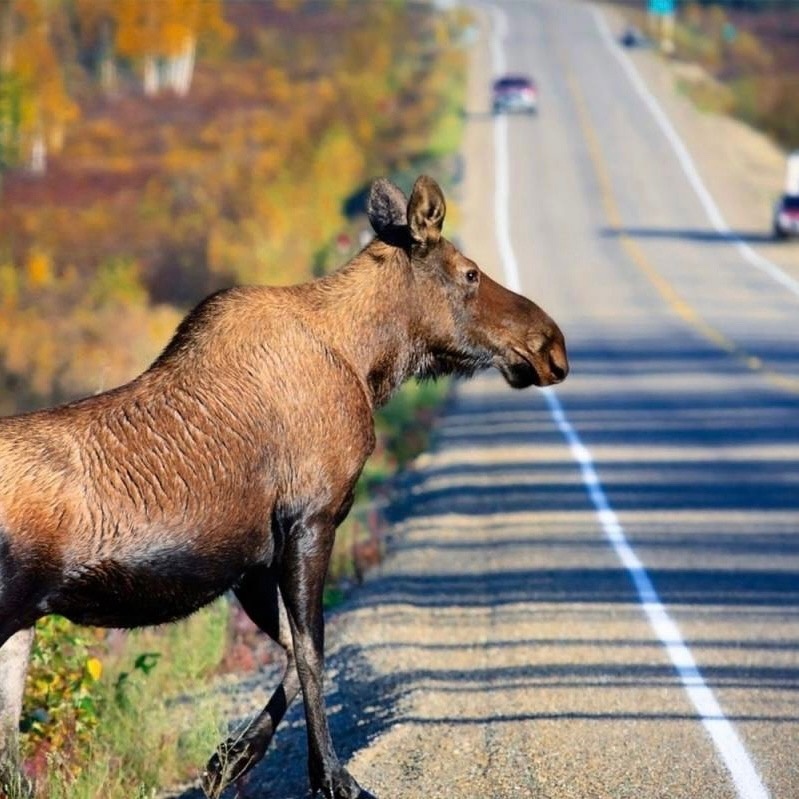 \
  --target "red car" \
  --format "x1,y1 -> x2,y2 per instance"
492,75 -> 538,115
